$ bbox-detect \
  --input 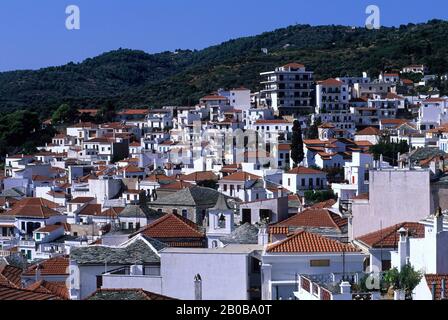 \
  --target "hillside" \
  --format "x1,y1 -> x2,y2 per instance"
1,19 -> 448,117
